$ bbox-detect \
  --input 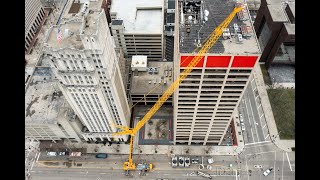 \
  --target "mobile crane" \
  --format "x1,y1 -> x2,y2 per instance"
112,5 -> 246,175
